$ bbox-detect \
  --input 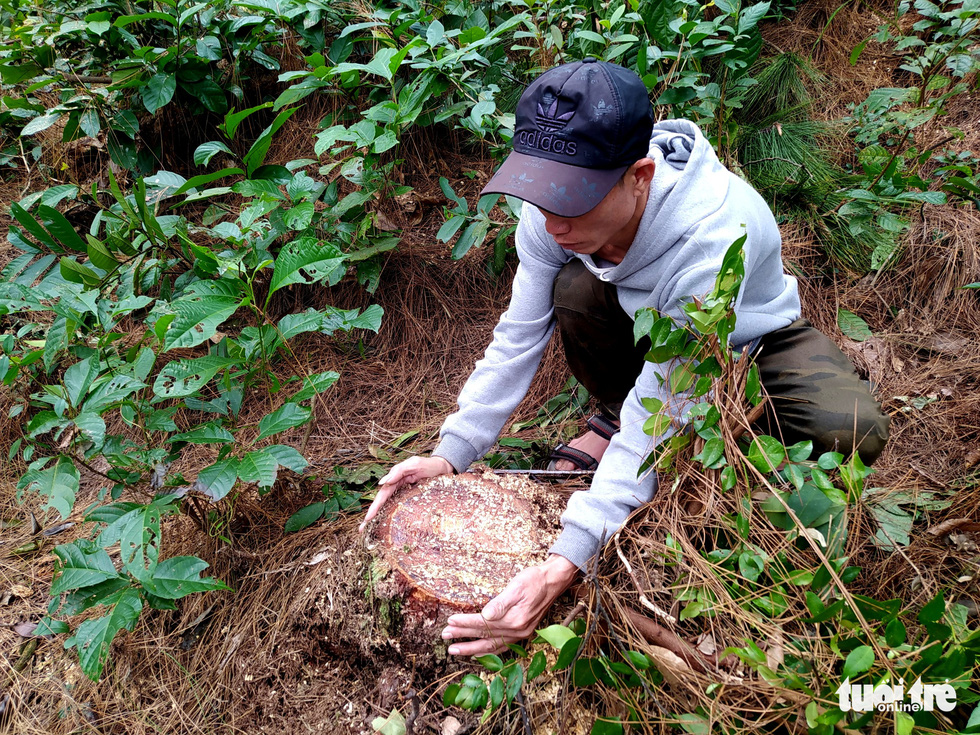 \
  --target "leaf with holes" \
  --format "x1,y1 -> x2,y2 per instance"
162,294 -> 241,351
152,355 -> 241,399
117,505 -> 163,582
269,237 -> 345,296
74,412 -> 106,446
69,588 -> 143,680
141,555 -> 229,599
51,541 -> 123,594
19,456 -> 79,520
